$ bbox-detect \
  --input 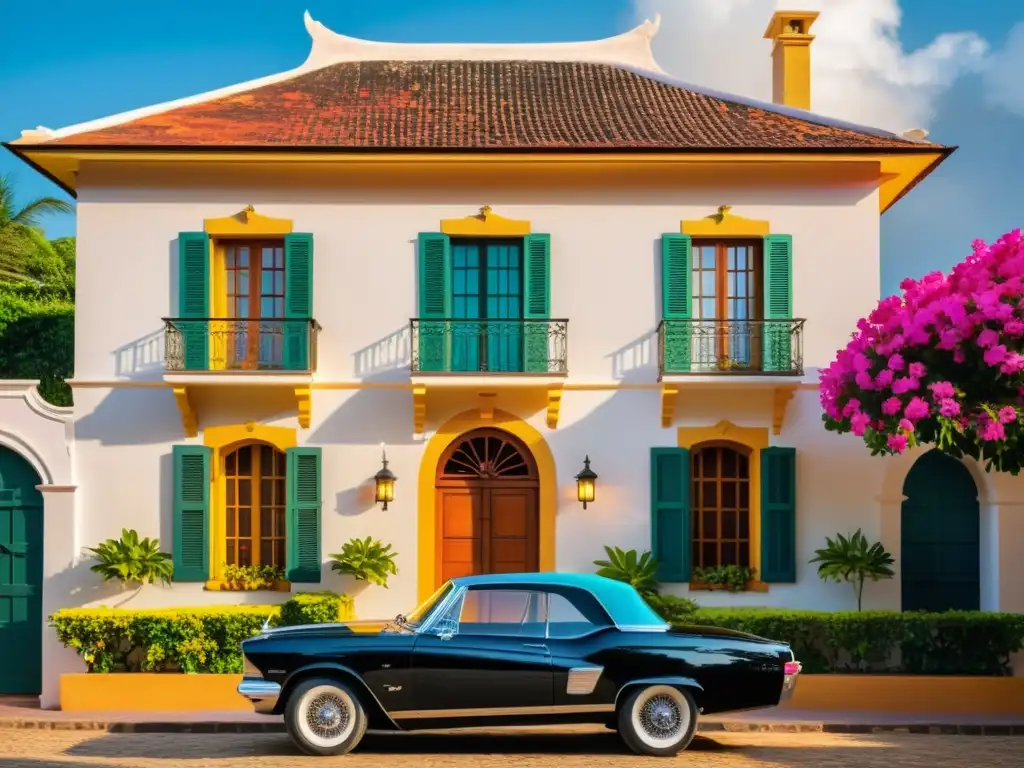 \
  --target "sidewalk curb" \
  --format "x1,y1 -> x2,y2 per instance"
1,719 -> 1022,735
